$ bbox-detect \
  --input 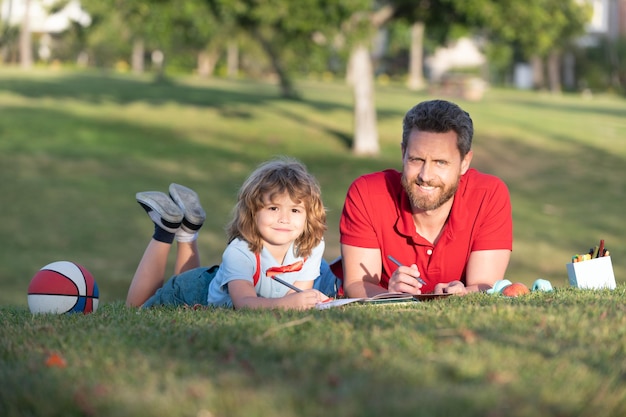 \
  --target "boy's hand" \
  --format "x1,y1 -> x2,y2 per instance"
286,289 -> 328,309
